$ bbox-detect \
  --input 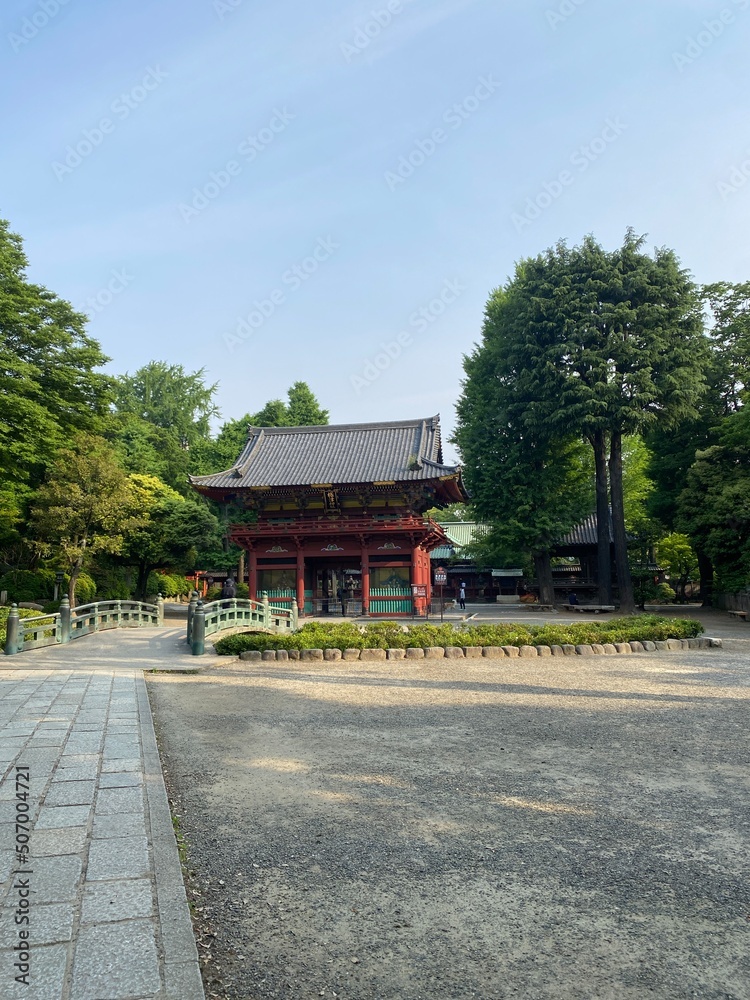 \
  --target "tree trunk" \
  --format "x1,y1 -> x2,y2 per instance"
68,562 -> 82,607
609,430 -> 635,614
136,562 -> 151,602
697,550 -> 714,606
592,430 -> 612,605
533,551 -> 555,606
